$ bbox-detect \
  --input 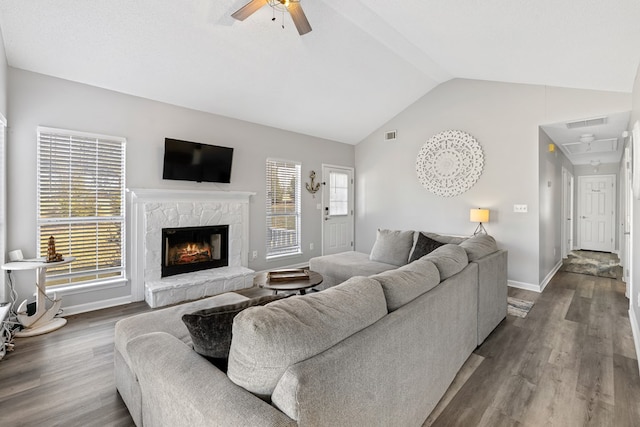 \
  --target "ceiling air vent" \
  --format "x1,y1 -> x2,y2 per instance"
384,130 -> 397,141
565,116 -> 608,129
562,137 -> 618,155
